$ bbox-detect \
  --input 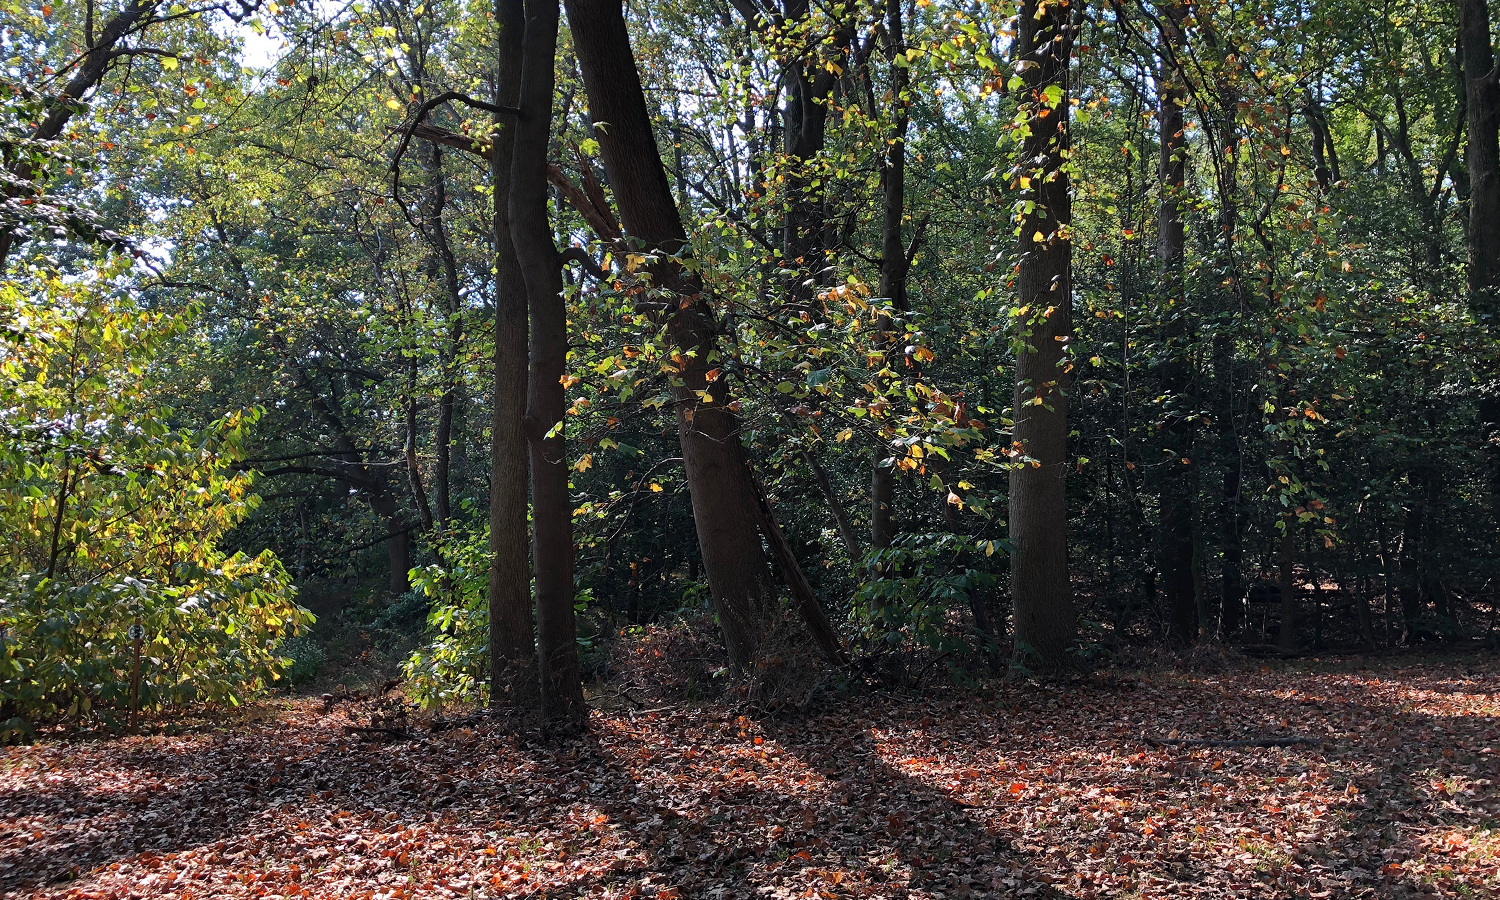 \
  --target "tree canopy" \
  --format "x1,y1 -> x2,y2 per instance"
1,0 -> 1497,723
